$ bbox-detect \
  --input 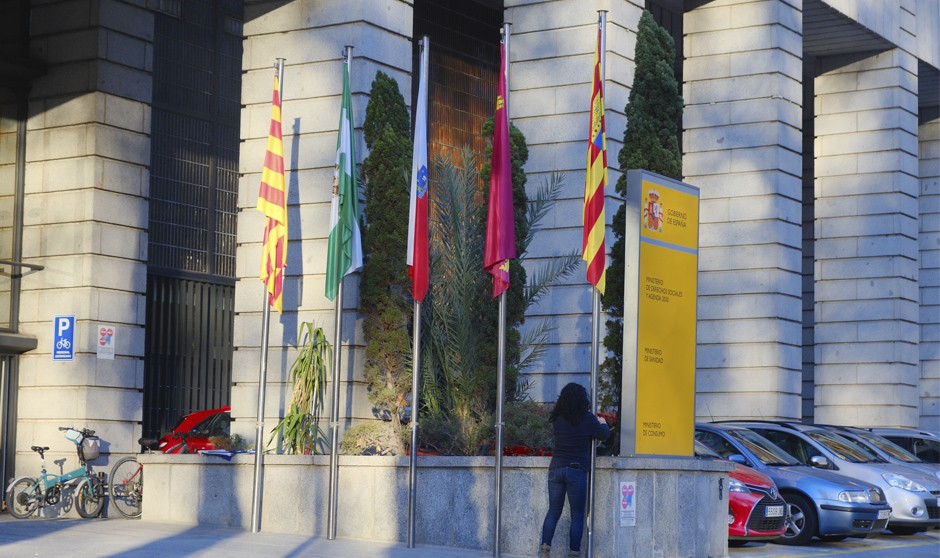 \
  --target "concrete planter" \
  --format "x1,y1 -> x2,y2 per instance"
139,453 -> 731,557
